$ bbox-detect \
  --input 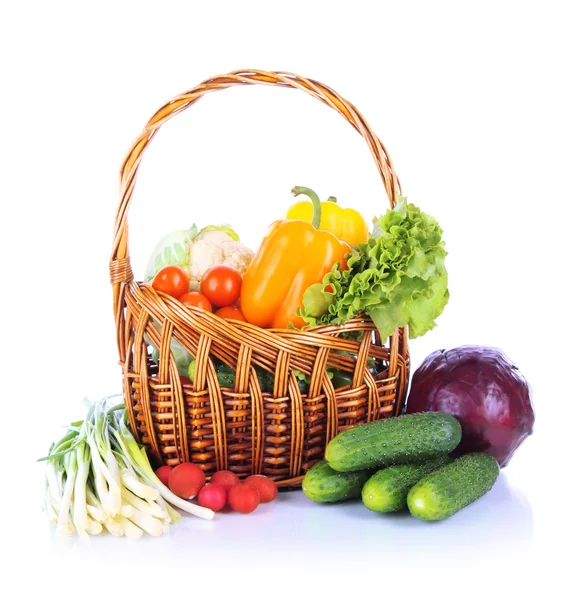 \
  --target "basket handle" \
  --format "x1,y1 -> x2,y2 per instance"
110,69 -> 401,305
